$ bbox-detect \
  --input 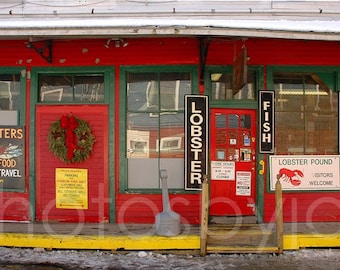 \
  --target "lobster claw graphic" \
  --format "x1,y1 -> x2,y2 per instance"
277,168 -> 304,186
